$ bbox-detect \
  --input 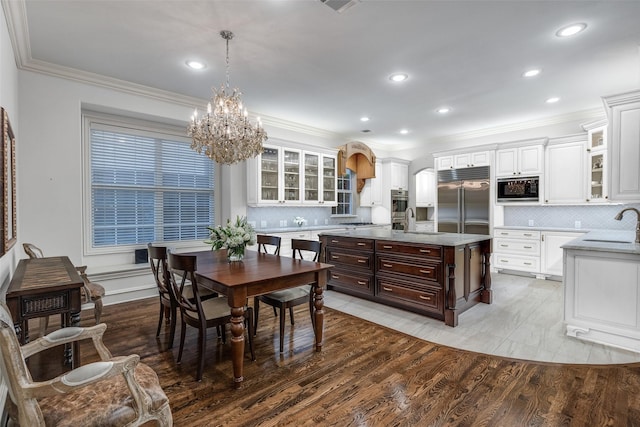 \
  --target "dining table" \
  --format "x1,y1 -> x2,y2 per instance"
184,249 -> 333,387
